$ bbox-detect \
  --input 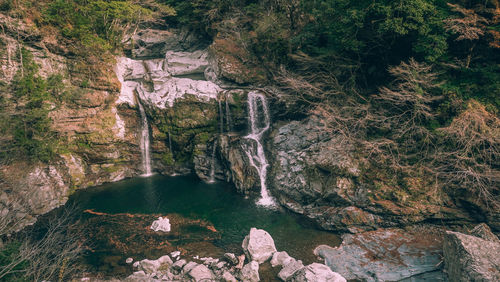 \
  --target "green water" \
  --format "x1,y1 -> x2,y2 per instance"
70,174 -> 340,274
